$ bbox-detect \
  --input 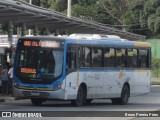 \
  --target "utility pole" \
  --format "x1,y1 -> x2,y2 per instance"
29,0 -> 32,35
67,0 -> 71,18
